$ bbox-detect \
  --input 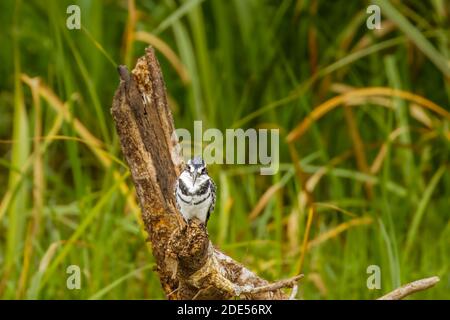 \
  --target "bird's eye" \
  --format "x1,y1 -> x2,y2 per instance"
201,168 -> 206,174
